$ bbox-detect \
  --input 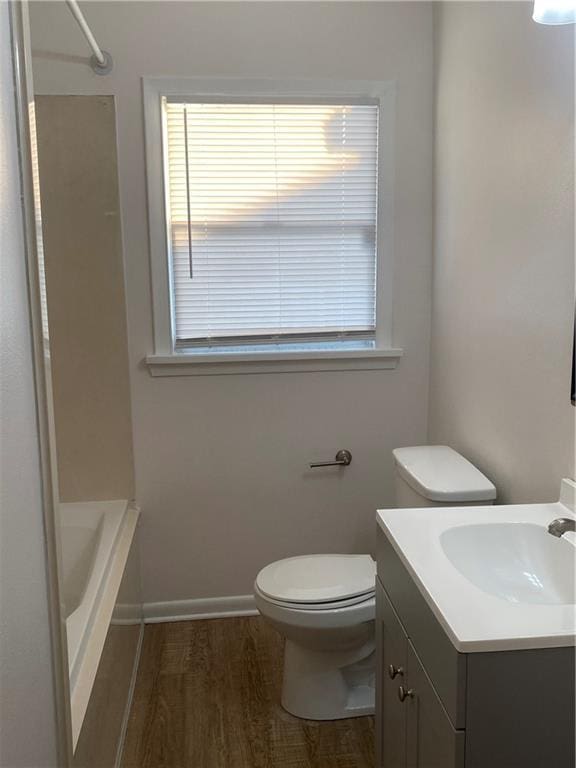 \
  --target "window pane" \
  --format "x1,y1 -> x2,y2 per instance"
164,102 -> 379,344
